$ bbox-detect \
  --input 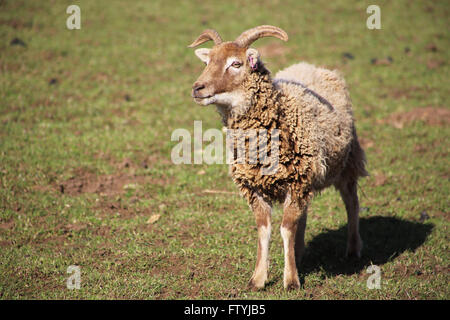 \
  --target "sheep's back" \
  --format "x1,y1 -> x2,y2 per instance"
274,63 -> 355,188
274,62 -> 352,115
